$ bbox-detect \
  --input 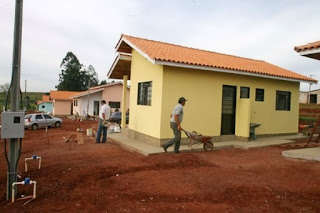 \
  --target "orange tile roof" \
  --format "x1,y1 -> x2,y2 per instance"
294,41 -> 320,52
42,95 -> 51,102
50,90 -> 79,101
120,35 -> 316,83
